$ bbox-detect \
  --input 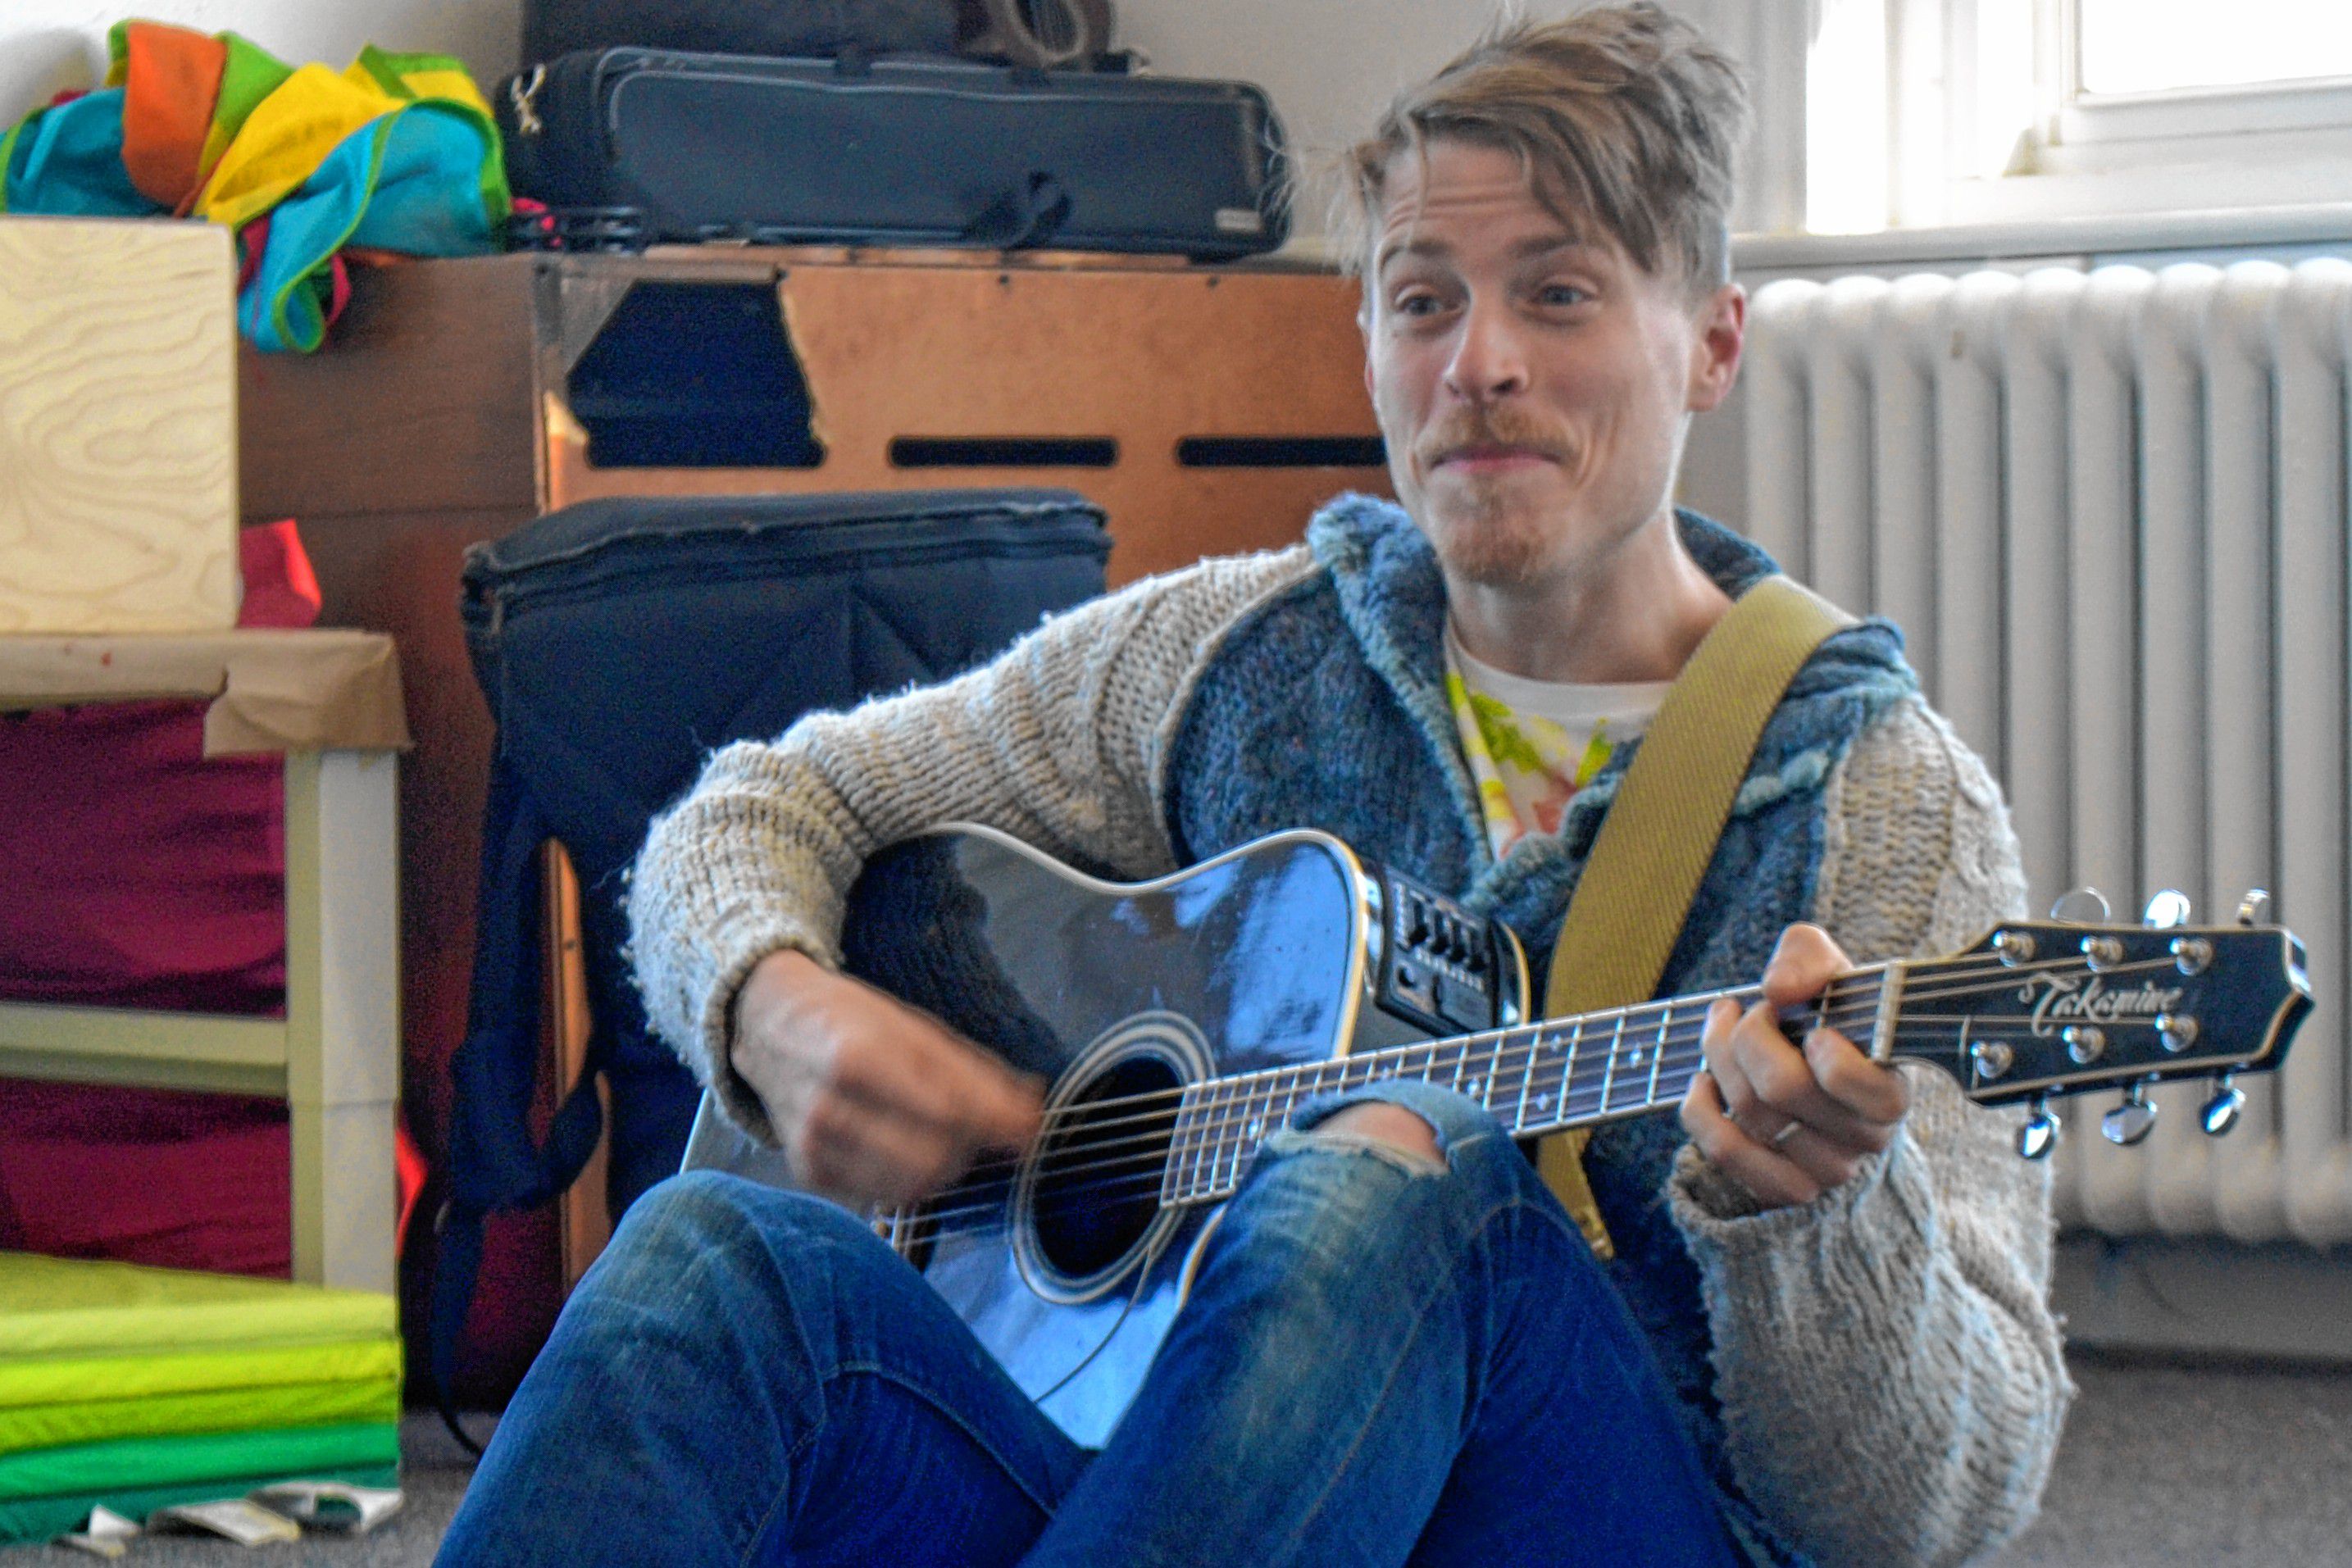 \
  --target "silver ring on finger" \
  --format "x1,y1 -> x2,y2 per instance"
1768,1120 -> 1802,1148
